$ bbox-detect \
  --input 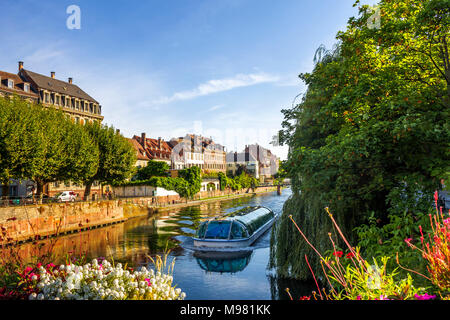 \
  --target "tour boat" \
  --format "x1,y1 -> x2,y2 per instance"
193,206 -> 277,249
